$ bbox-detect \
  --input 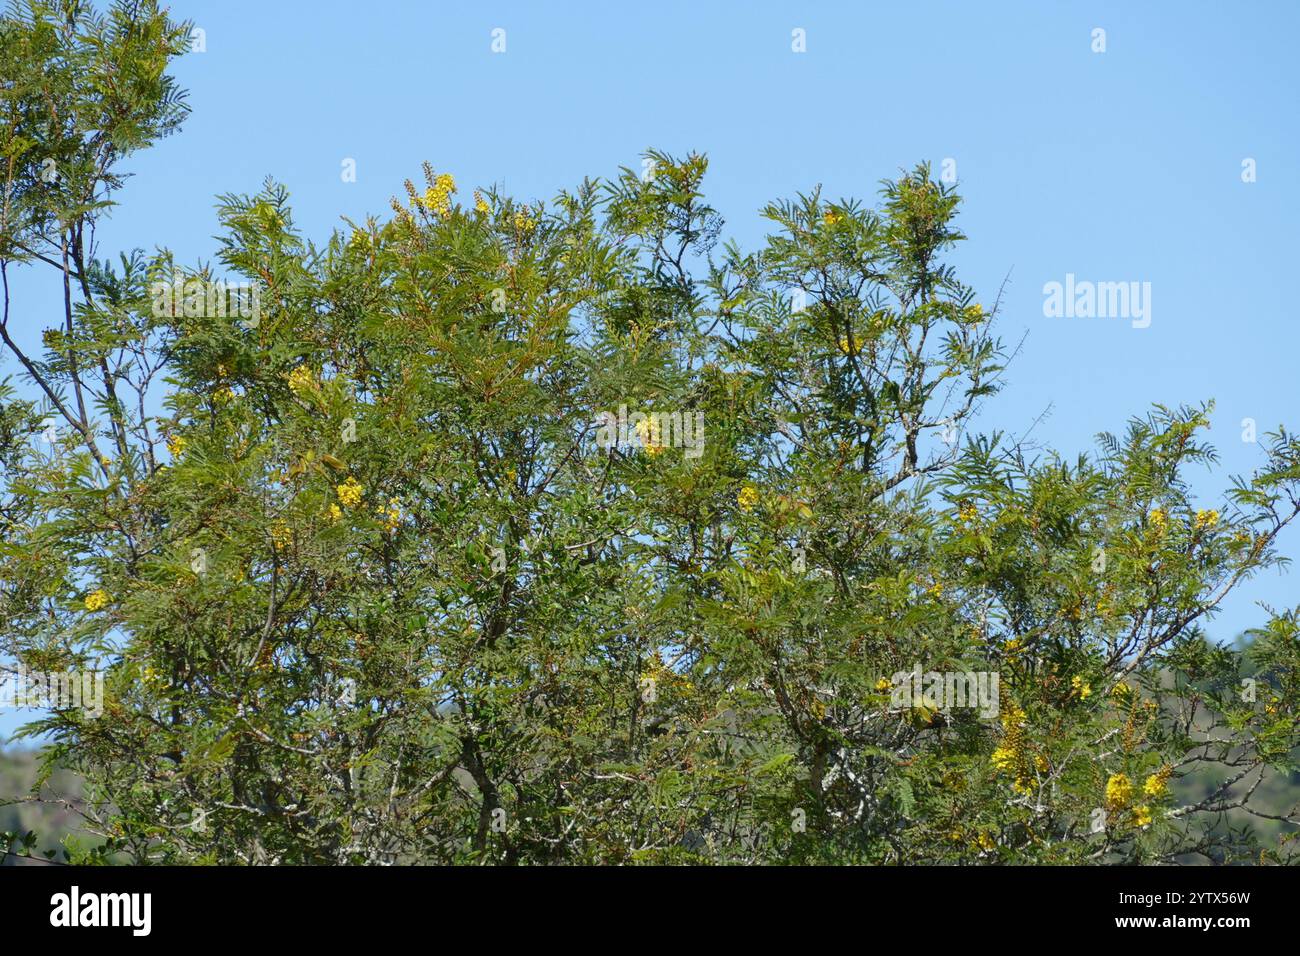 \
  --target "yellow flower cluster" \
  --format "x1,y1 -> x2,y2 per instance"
287,364 -> 314,394
634,418 -> 664,455
823,209 -> 843,226
1105,772 -> 1133,811
83,589 -> 110,612
1148,508 -> 1168,534
1133,805 -> 1154,827
962,303 -> 985,324
347,229 -> 372,254
736,485 -> 759,513
512,207 -> 536,233
1194,509 -> 1219,530
474,190 -> 490,215
990,744 -> 1018,774
991,703 -> 1038,792
1143,766 -> 1172,798
167,434 -> 187,458
639,654 -> 695,701
1071,674 -> 1092,700
416,173 -> 457,218
326,503 -> 343,524
336,476 -> 364,509
271,521 -> 292,552
376,497 -> 402,532
957,501 -> 978,524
